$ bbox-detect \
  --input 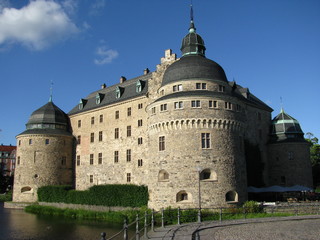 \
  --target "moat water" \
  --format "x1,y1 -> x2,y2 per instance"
0,202 -> 125,240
